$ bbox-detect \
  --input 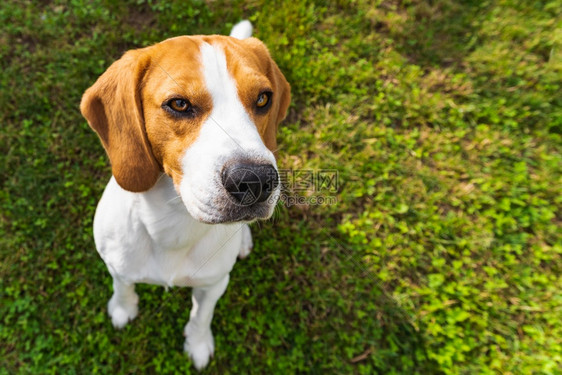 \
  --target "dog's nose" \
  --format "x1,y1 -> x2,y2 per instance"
222,163 -> 279,206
